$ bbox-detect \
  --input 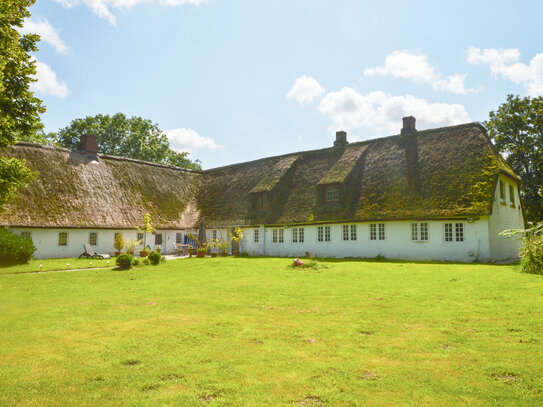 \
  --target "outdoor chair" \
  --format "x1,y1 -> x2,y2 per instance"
79,243 -> 111,259
175,243 -> 189,256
